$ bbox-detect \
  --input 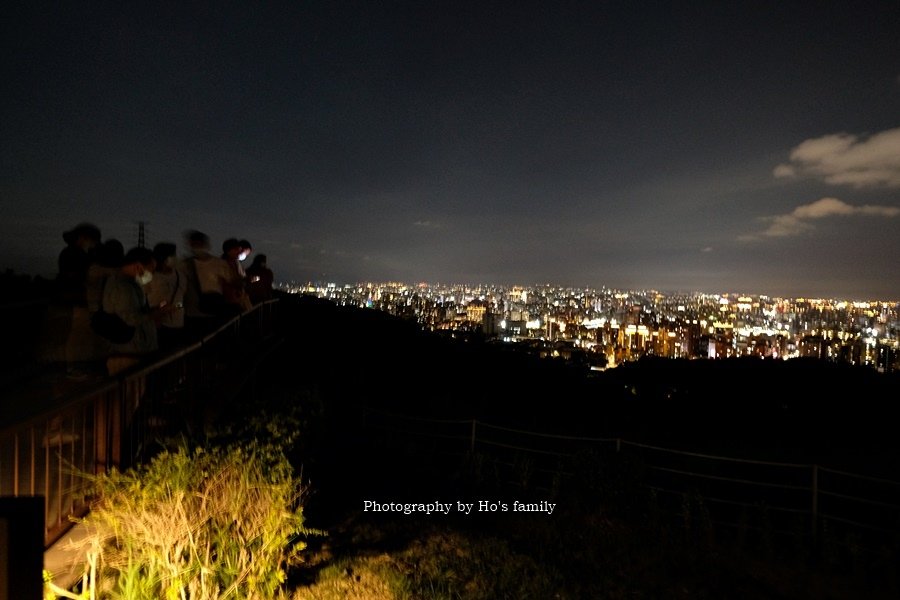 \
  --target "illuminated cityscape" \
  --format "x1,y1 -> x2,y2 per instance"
282,281 -> 900,373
